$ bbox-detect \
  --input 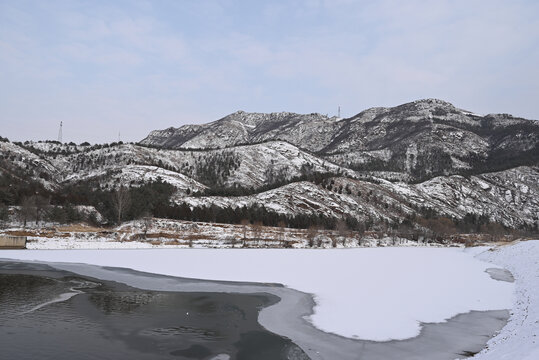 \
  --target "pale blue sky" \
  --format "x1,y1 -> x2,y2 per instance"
1,0 -> 538,143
